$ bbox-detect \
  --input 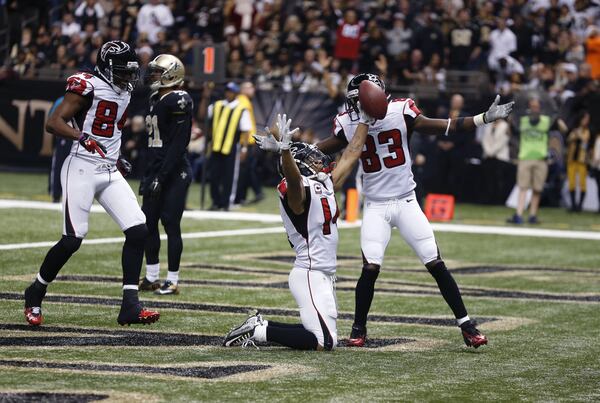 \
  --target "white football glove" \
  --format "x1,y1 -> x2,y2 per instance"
276,113 -> 299,151
357,101 -> 376,125
253,129 -> 281,153
483,94 -> 514,123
